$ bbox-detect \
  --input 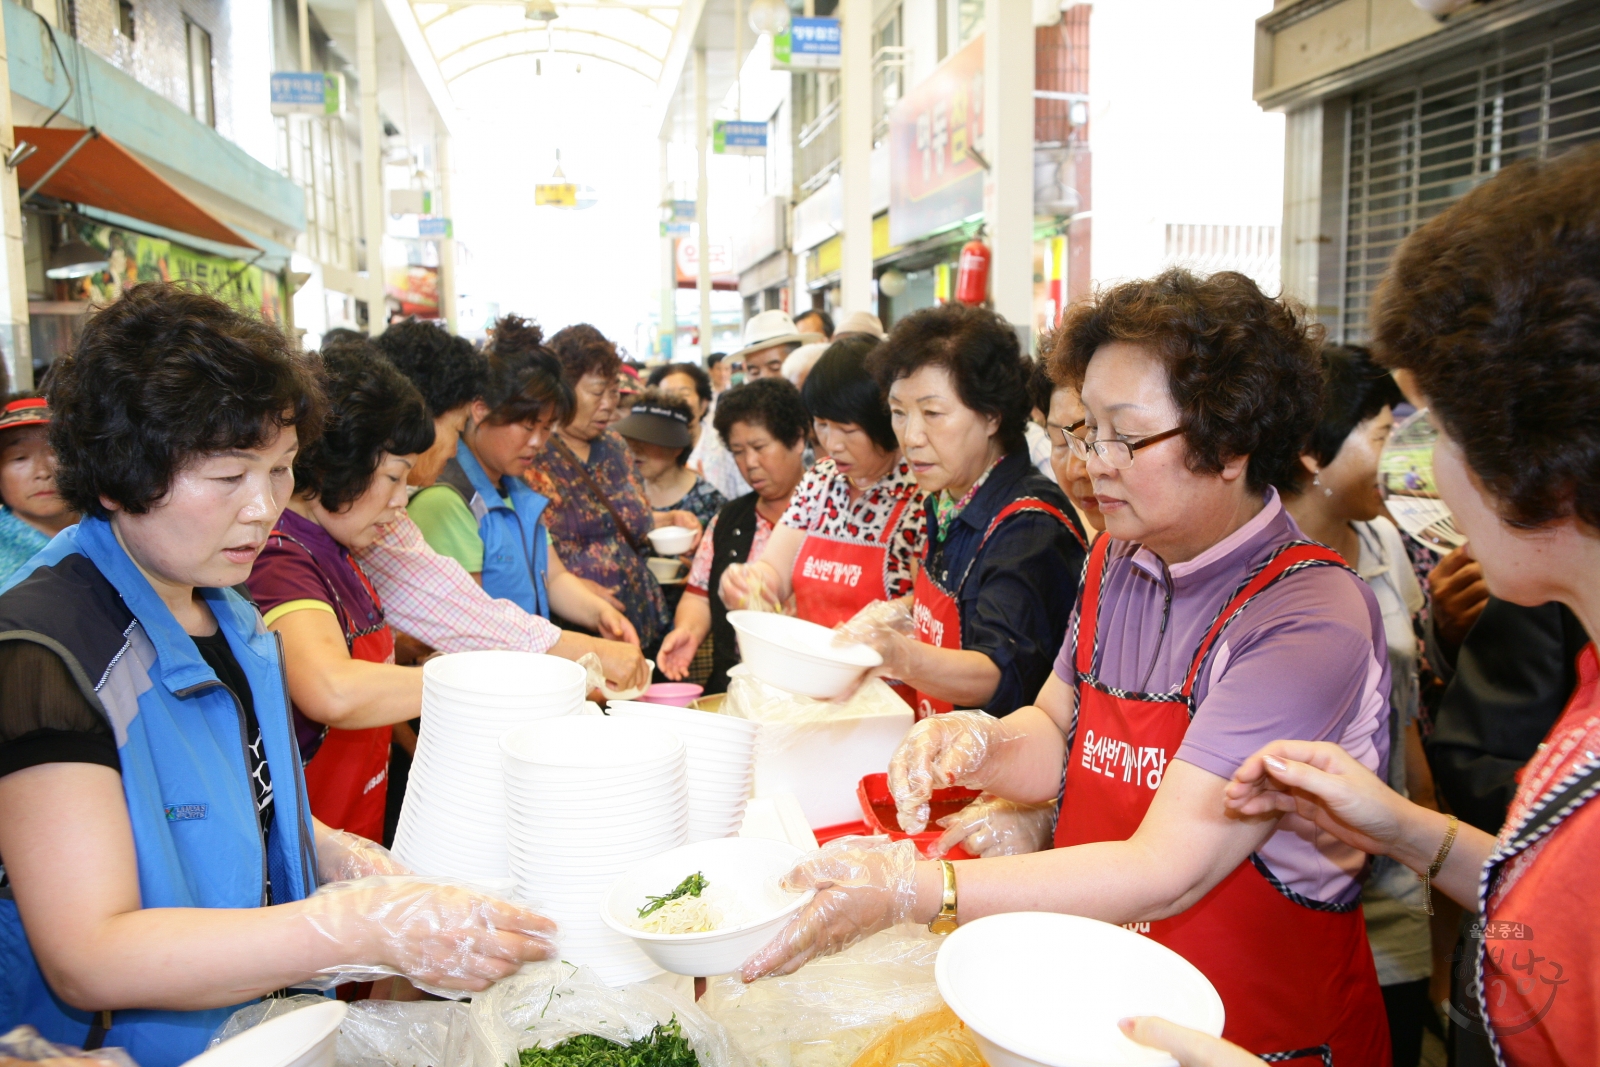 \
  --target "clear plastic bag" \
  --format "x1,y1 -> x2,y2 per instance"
699,927 -> 944,1067
0,1025 -> 140,1067
848,1007 -> 986,1067
467,961 -> 740,1067
210,996 -> 473,1067
723,670 -> 910,756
